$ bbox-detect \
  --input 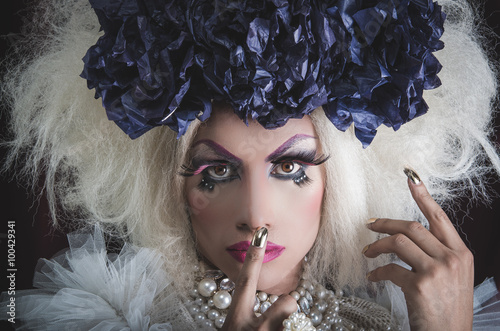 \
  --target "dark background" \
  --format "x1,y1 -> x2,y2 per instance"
0,0 -> 499,323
